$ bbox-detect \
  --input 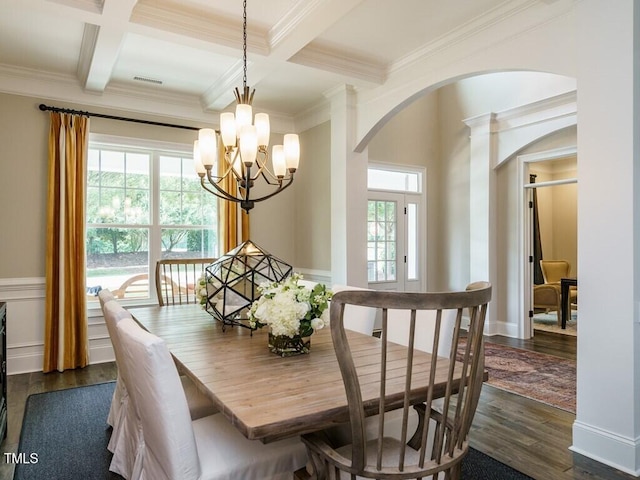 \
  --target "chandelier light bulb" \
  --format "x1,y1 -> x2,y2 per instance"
254,113 -> 270,147
239,125 -> 258,166
198,128 -> 217,167
220,112 -> 236,147
193,140 -> 206,175
235,104 -> 252,133
272,145 -> 286,178
283,134 -> 300,171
